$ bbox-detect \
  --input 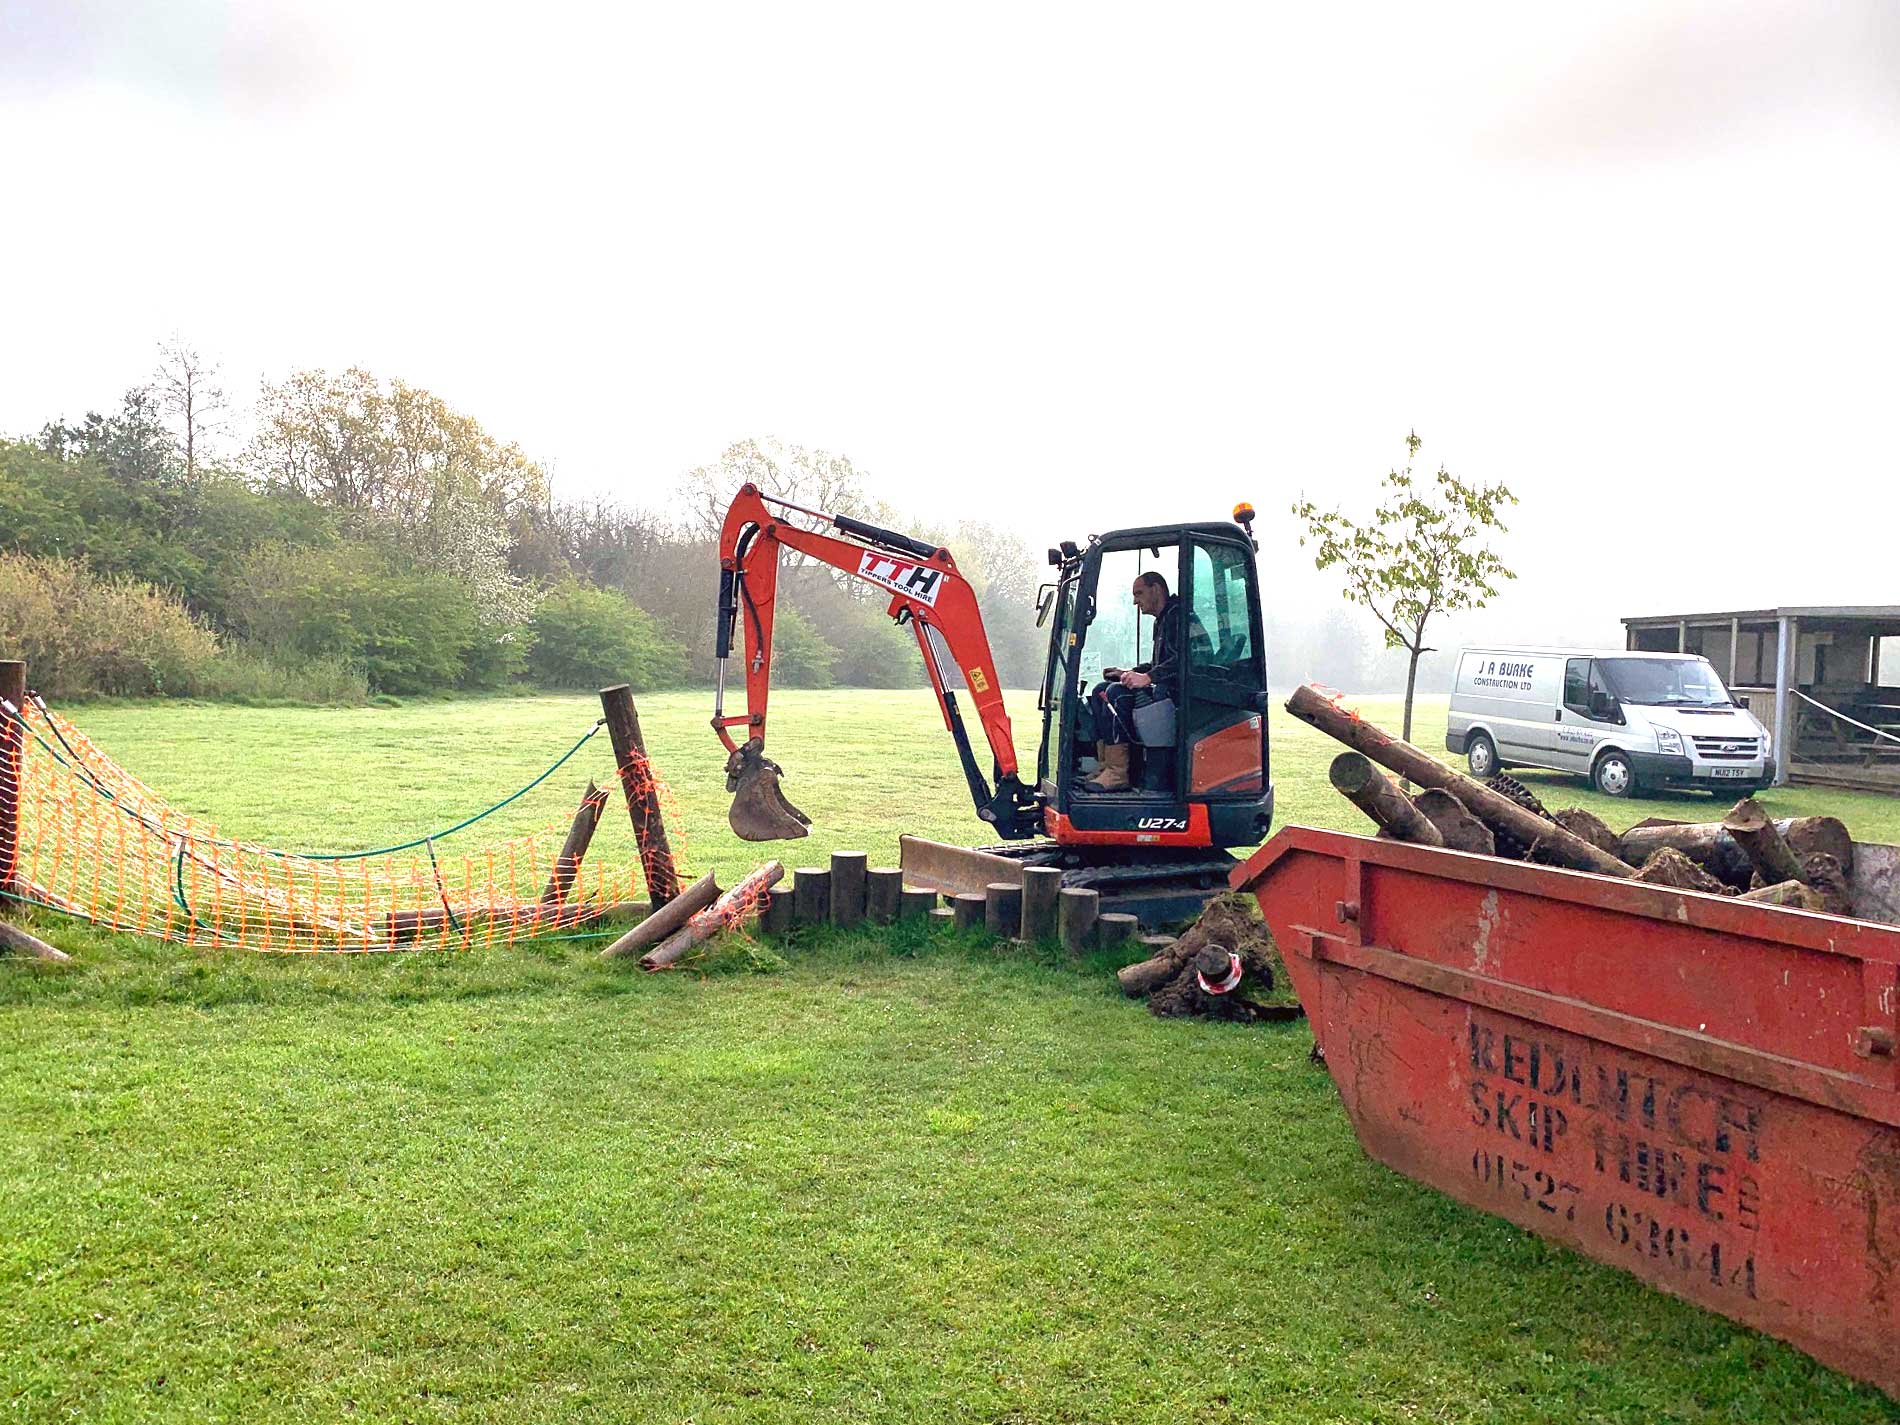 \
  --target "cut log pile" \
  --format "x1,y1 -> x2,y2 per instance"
1289,684 -> 1866,919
